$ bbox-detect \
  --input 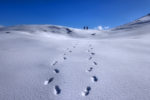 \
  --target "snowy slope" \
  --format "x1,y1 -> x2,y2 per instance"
96,13 -> 150,39
0,14 -> 150,100
0,25 -> 101,38
112,13 -> 150,31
